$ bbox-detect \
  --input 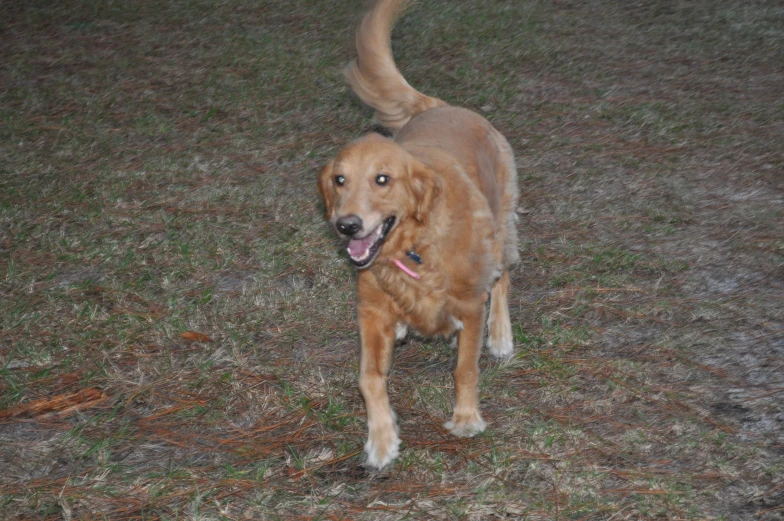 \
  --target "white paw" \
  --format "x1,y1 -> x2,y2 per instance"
364,413 -> 401,469
486,334 -> 514,359
364,431 -> 401,469
444,413 -> 487,438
